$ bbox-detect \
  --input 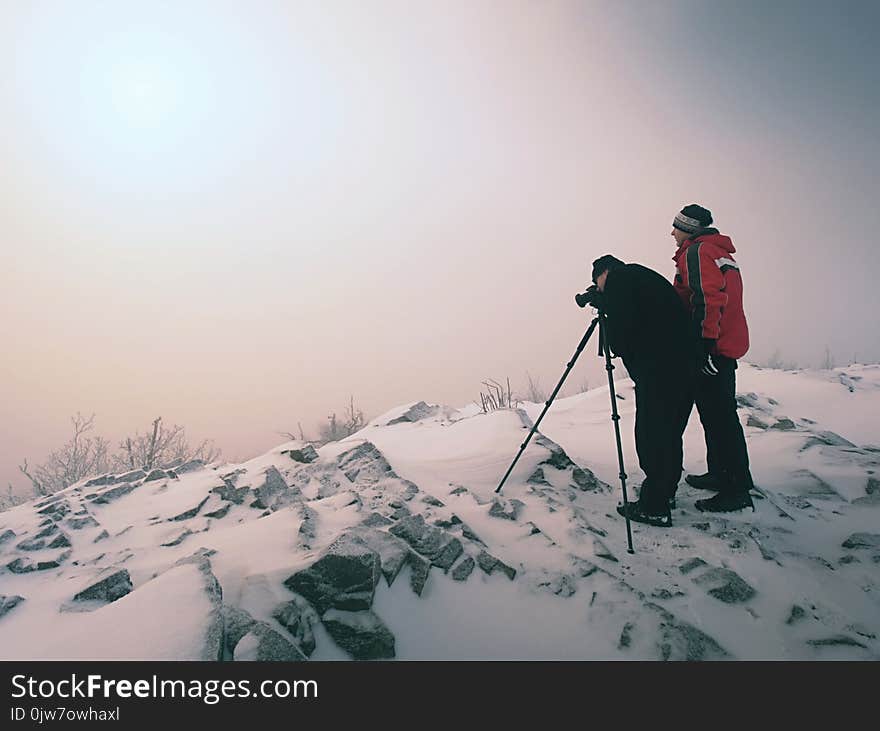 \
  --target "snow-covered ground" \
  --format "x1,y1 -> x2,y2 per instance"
1,363 -> 878,660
